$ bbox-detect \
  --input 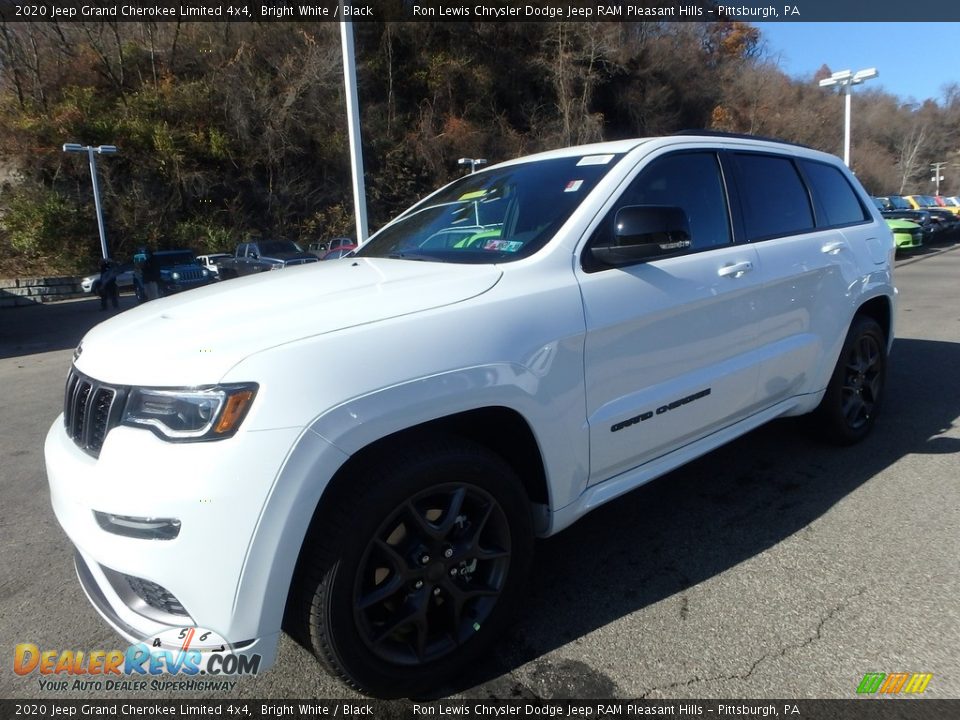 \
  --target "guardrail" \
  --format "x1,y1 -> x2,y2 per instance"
0,276 -> 85,308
